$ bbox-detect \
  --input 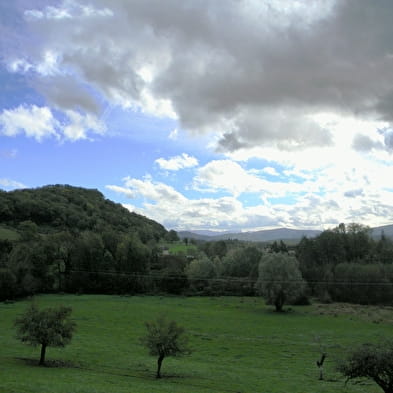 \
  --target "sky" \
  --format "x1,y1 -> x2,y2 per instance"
1,0 -> 393,232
